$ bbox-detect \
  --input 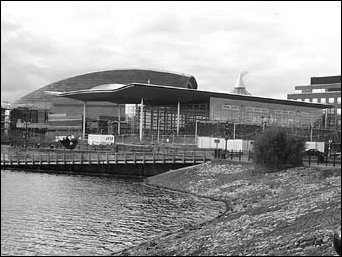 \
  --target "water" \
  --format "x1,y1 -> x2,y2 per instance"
1,170 -> 224,256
